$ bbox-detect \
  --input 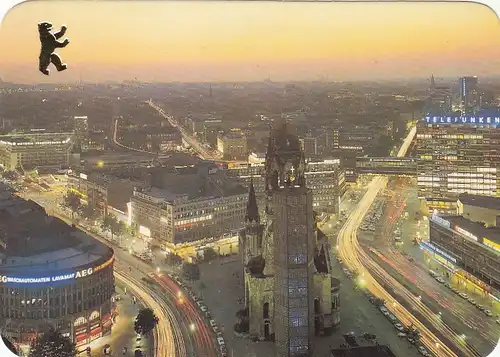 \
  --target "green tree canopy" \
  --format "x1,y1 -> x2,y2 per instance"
134,308 -> 159,336
28,327 -> 76,357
